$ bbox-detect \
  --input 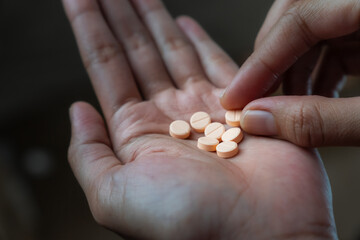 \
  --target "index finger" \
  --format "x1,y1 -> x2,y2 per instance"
221,0 -> 360,110
255,0 -> 297,49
